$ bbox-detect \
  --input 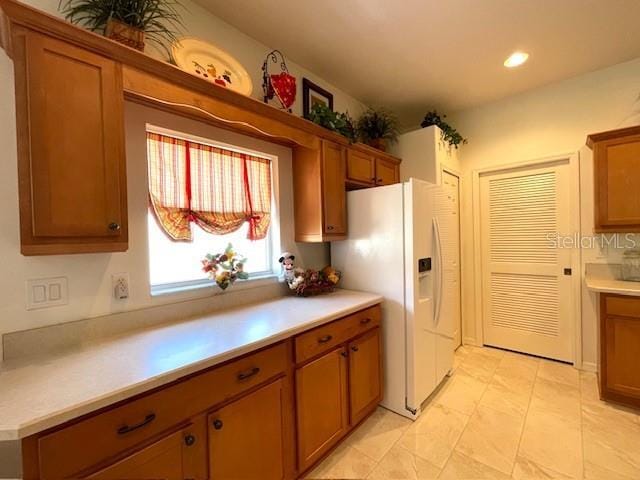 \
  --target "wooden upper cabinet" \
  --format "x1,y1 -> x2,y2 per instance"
13,29 -> 127,255
348,328 -> 382,425
346,148 -> 375,186
208,378 -> 289,480
85,418 -> 207,480
293,140 -> 347,242
588,126 -> 640,233
322,141 -> 347,236
375,156 -> 400,186
295,346 -> 349,472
